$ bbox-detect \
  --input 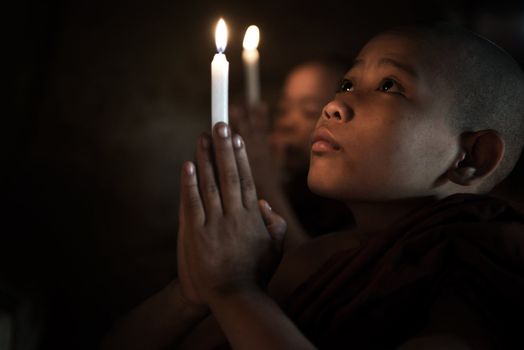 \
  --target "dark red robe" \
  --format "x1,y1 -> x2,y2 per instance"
283,194 -> 524,349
